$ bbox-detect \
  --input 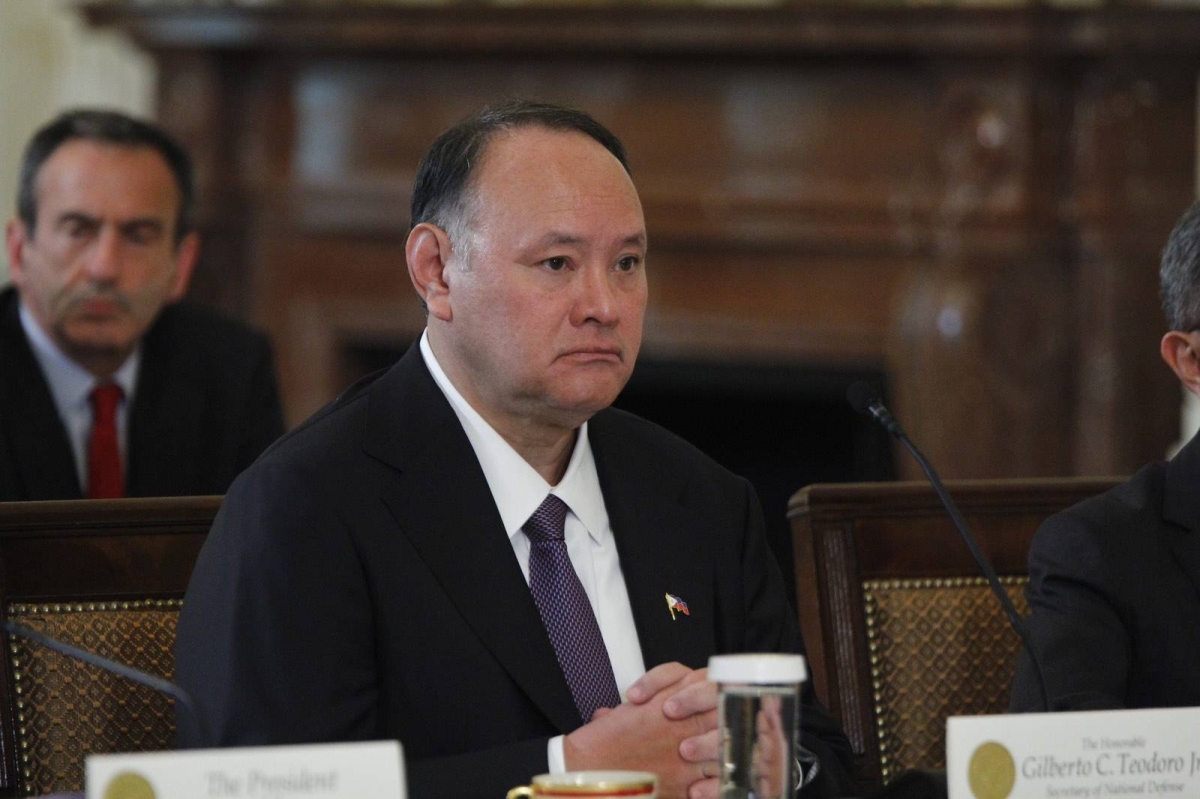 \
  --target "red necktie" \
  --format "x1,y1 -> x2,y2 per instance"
88,383 -> 124,499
